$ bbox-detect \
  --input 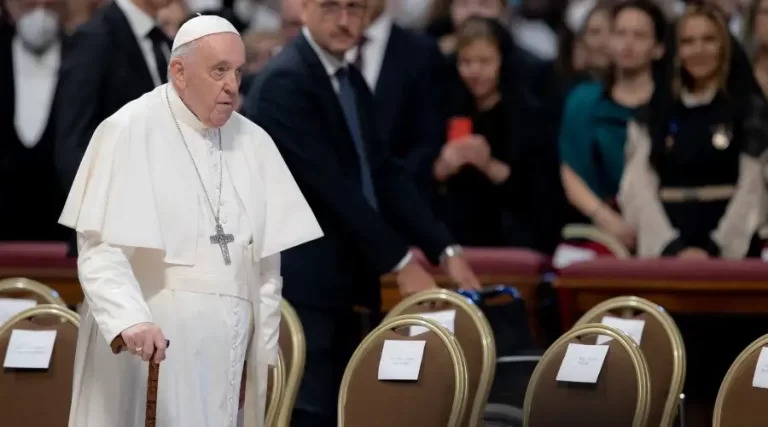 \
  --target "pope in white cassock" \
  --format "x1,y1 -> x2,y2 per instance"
59,15 -> 322,427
